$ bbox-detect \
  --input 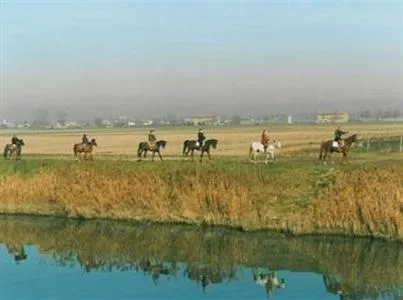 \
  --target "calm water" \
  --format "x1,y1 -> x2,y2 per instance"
0,216 -> 402,300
